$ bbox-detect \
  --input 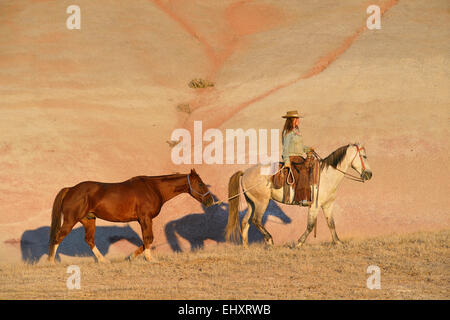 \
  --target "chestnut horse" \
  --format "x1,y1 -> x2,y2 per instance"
48,169 -> 213,263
